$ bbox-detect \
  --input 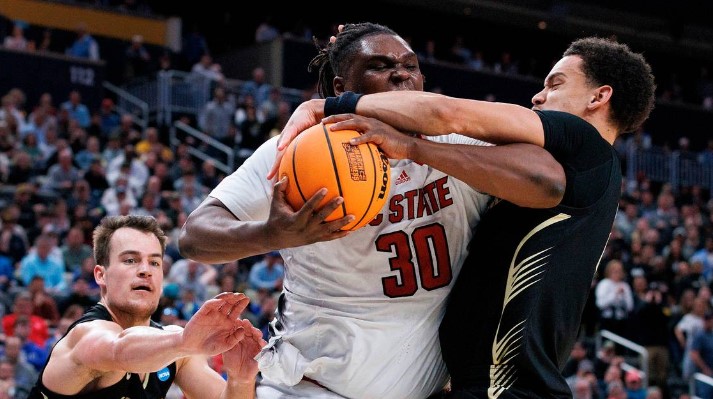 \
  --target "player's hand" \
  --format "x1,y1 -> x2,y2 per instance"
324,114 -> 417,160
264,177 -> 353,246
267,99 -> 327,181
221,319 -> 266,383
180,292 -> 250,356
